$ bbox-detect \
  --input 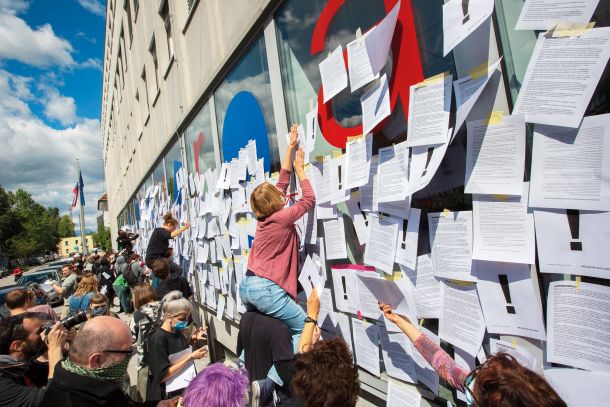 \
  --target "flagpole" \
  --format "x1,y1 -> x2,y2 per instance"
77,159 -> 88,256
